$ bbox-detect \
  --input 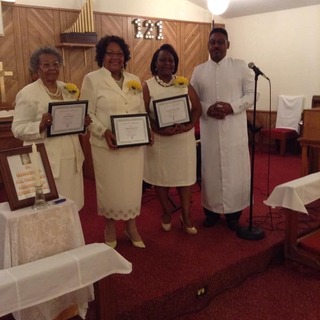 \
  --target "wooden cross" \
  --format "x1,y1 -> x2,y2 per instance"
0,61 -> 13,102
